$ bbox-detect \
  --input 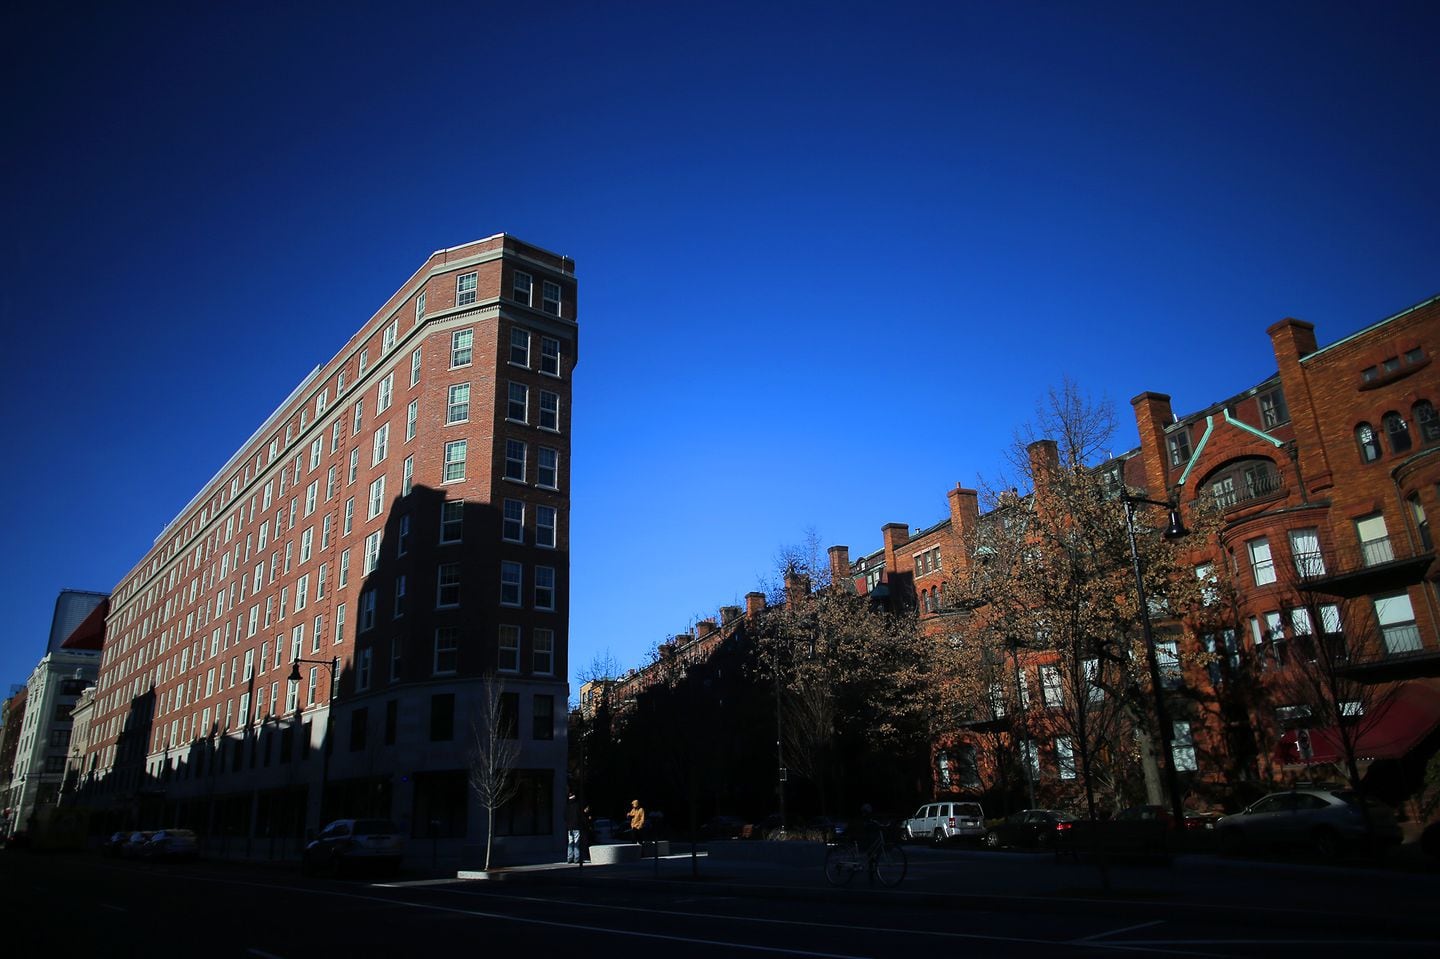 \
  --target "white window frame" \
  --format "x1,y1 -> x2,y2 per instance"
502,499 -> 524,543
539,390 -> 559,431
450,328 -> 473,367
456,271 -> 477,307
443,439 -> 467,482
447,383 -> 470,424
1248,537 -> 1276,586
500,561 -> 522,607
